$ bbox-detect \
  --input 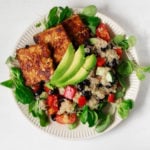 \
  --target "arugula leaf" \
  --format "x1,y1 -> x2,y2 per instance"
117,60 -> 133,76
117,99 -> 133,119
0,79 -> 14,88
82,5 -> 97,16
95,114 -> 112,132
